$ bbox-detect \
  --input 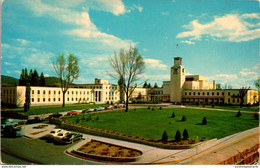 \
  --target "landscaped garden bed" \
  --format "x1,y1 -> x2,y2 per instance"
72,139 -> 142,162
